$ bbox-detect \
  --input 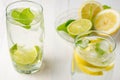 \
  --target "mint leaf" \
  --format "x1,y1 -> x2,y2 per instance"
57,23 -> 67,32
10,44 -> 17,54
103,5 -> 111,9
11,8 -> 34,29
65,19 -> 75,26
76,39 -> 90,48
57,19 -> 75,33
95,43 -> 105,56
